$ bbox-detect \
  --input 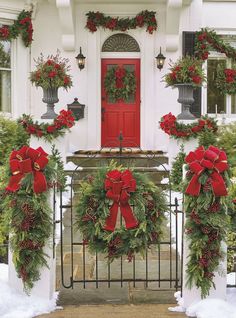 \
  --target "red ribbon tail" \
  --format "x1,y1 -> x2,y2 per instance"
33,171 -> 47,194
185,174 -> 202,196
211,171 -> 228,196
6,174 -> 23,192
120,203 -> 139,229
104,202 -> 119,232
